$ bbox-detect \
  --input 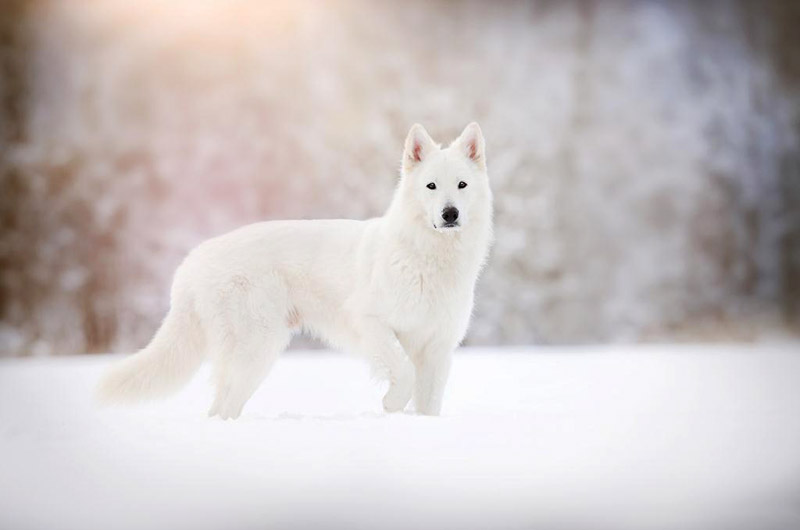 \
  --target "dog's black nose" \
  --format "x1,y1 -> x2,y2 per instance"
442,206 -> 459,225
